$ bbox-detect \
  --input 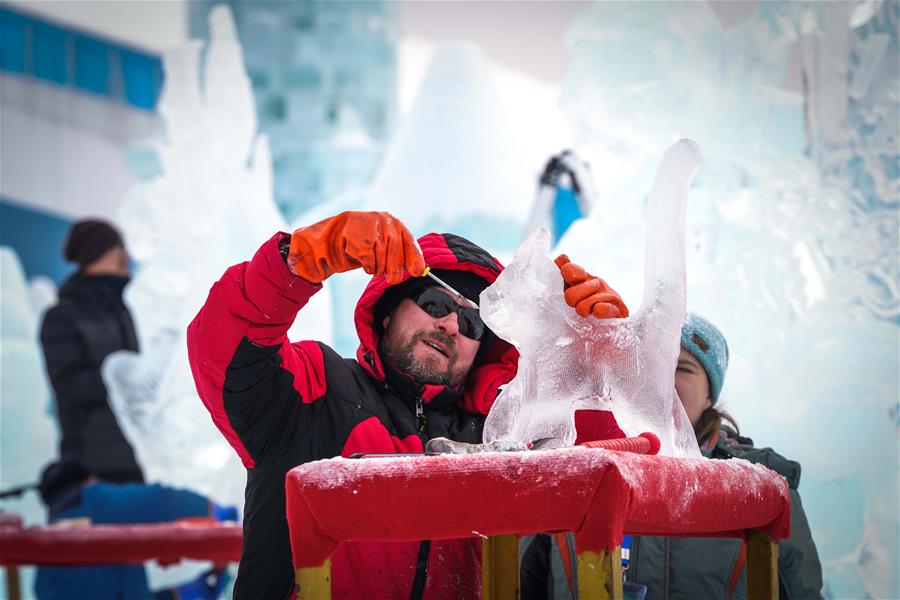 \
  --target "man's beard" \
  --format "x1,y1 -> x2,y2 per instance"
380,330 -> 465,388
